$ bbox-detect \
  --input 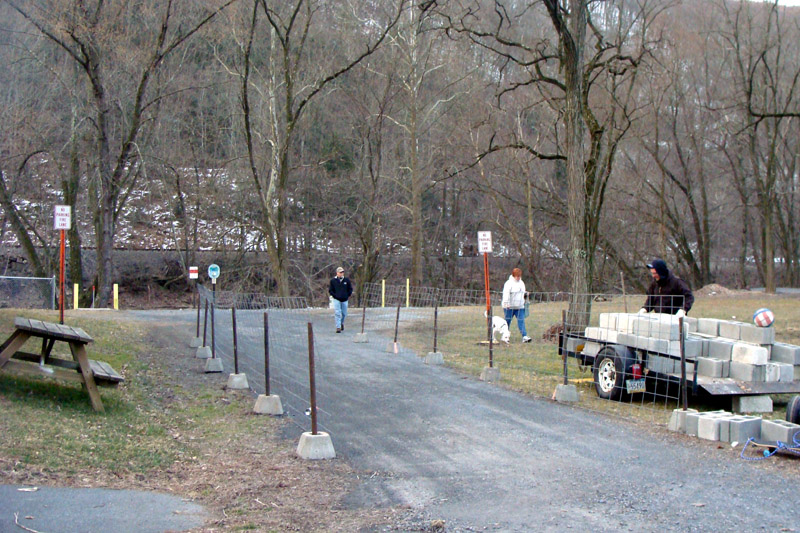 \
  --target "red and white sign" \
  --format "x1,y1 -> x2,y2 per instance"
477,231 -> 492,254
54,205 -> 71,230
188,266 -> 199,280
